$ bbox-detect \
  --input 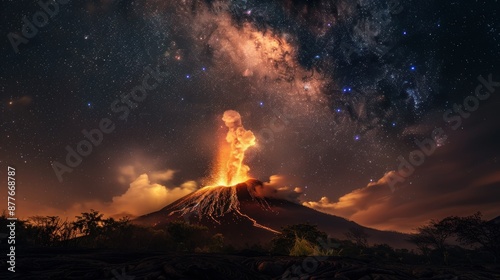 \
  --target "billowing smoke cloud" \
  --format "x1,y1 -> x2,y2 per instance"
302,171 -> 396,218
109,173 -> 197,217
117,165 -> 137,184
150,169 -> 177,182
255,175 -> 303,202
212,110 -> 256,186
29,167 -> 198,220
117,165 -> 176,185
